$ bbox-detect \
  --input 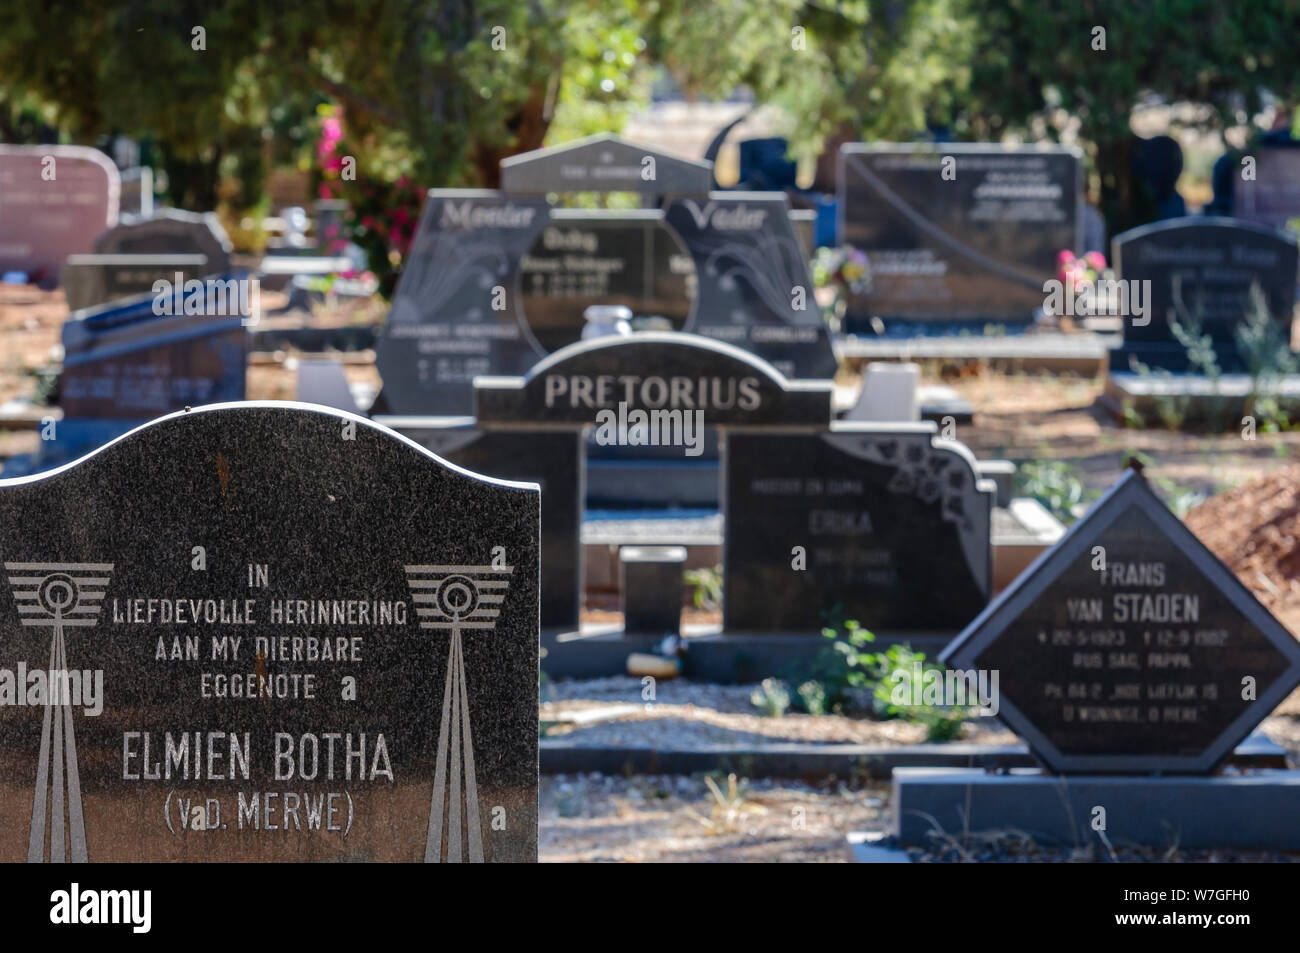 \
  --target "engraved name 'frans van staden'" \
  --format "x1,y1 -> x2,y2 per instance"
0,403 -> 540,862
